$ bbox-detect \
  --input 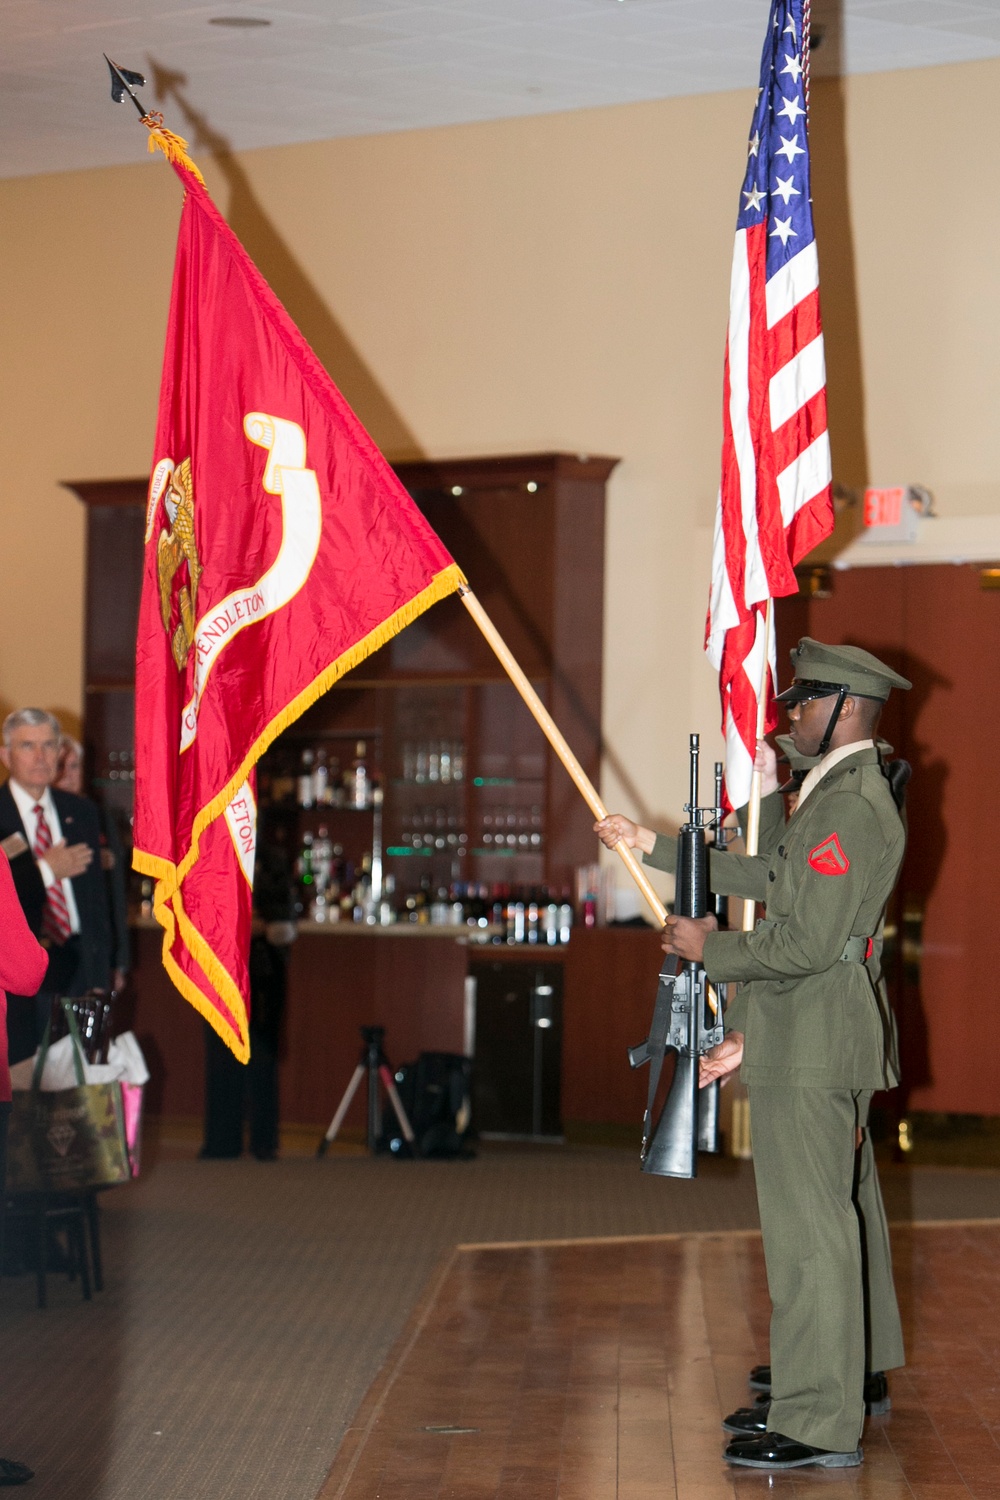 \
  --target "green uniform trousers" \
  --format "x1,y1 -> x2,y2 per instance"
749,1086 -> 905,1453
